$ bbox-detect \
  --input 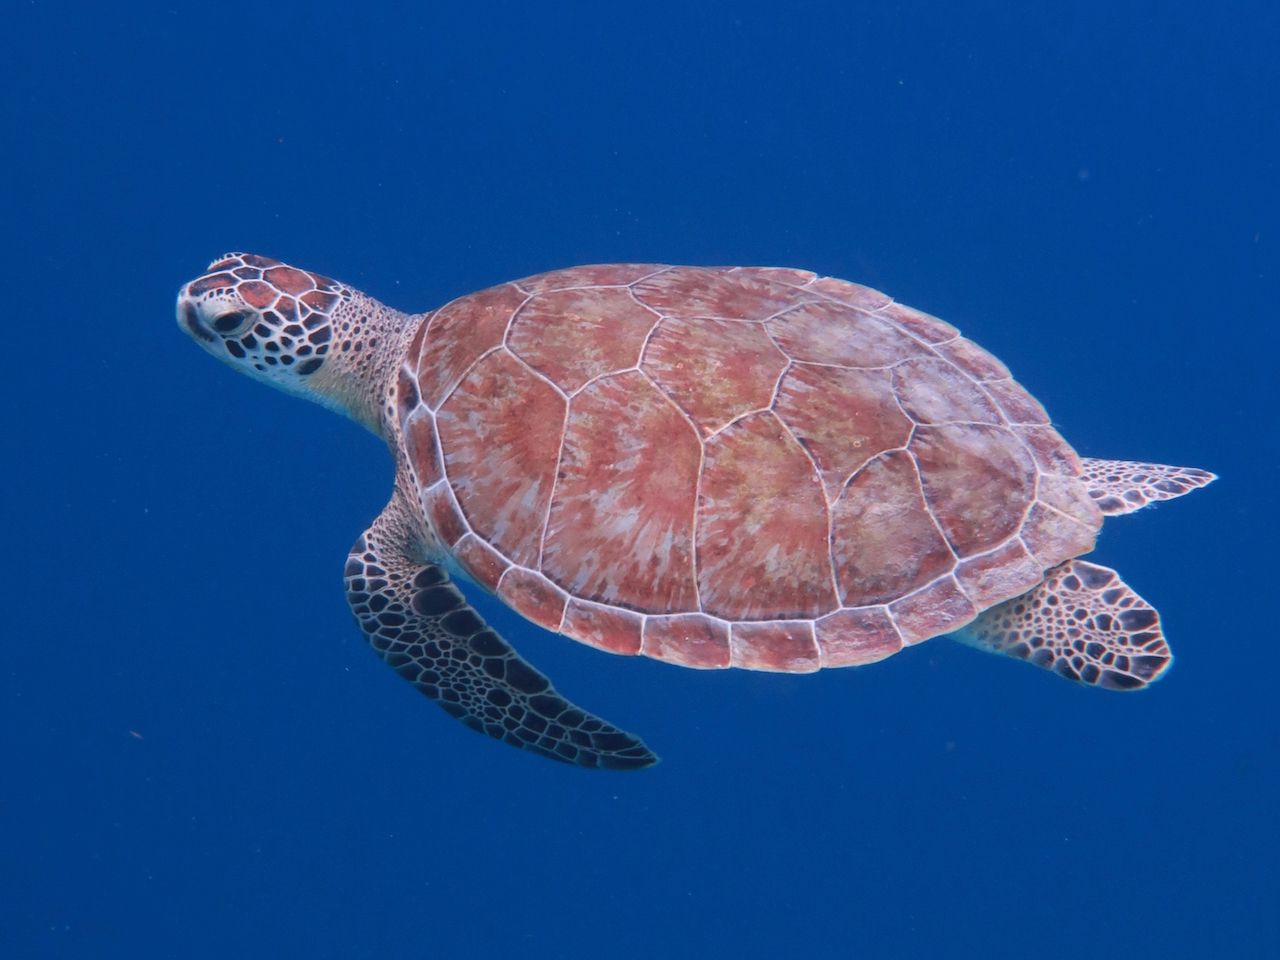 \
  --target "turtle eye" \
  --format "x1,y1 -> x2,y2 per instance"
212,310 -> 251,335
